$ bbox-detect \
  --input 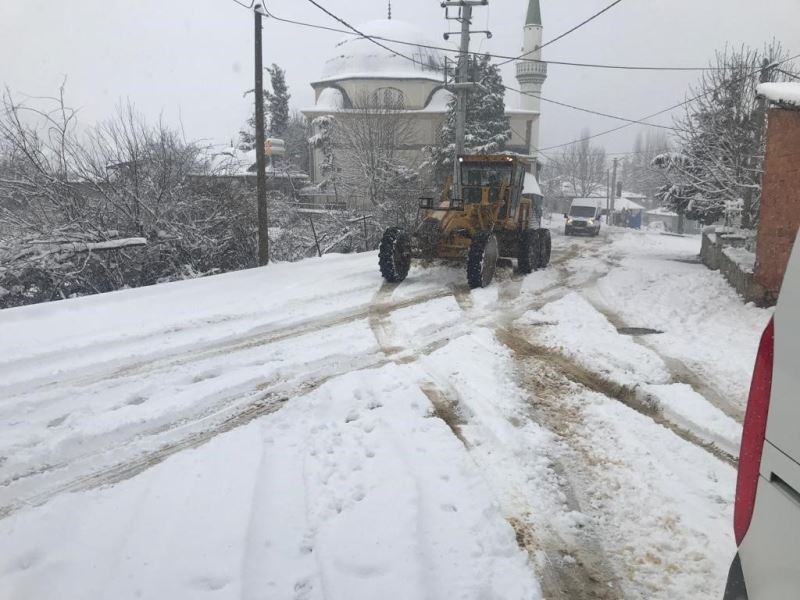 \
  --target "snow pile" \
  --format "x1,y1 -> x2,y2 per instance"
519,292 -> 671,388
593,232 -> 771,411
757,82 -> 800,108
0,364 -> 539,600
722,245 -> 756,274
577,390 -> 736,599
644,383 -> 742,456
